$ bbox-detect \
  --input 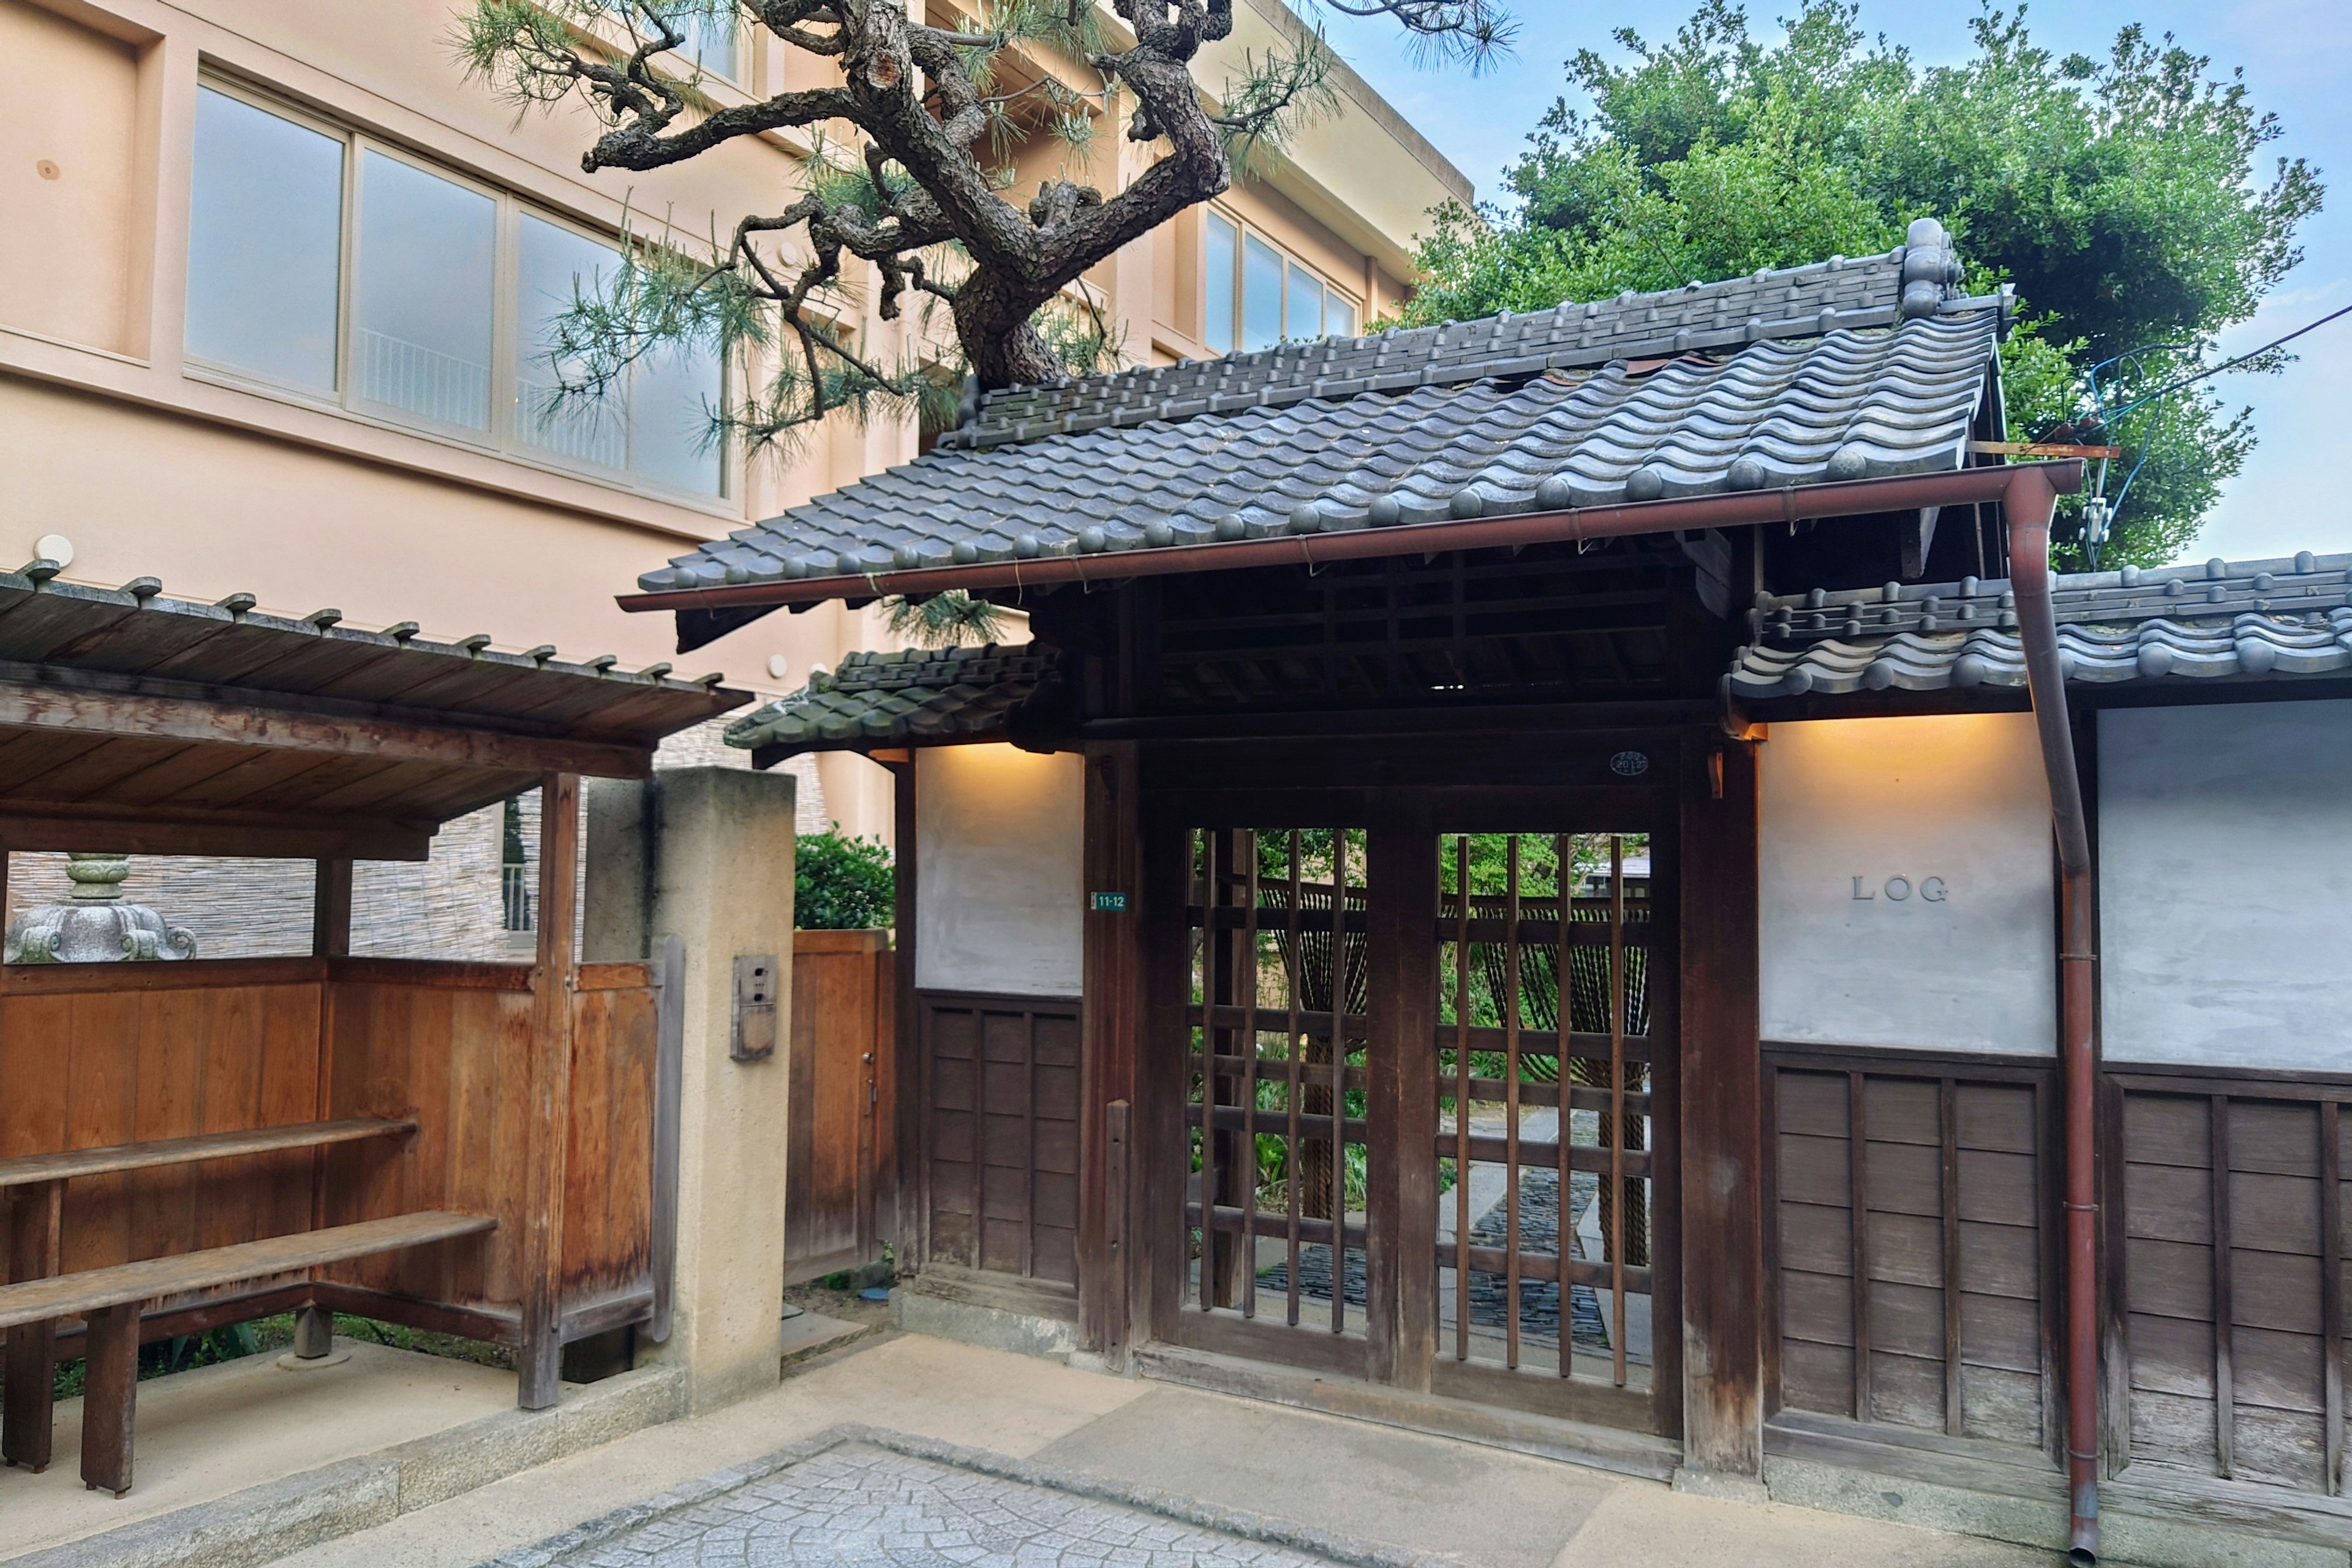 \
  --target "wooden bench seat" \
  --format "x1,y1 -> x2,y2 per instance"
0,1211 -> 494,1496
0,1117 -> 416,1190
